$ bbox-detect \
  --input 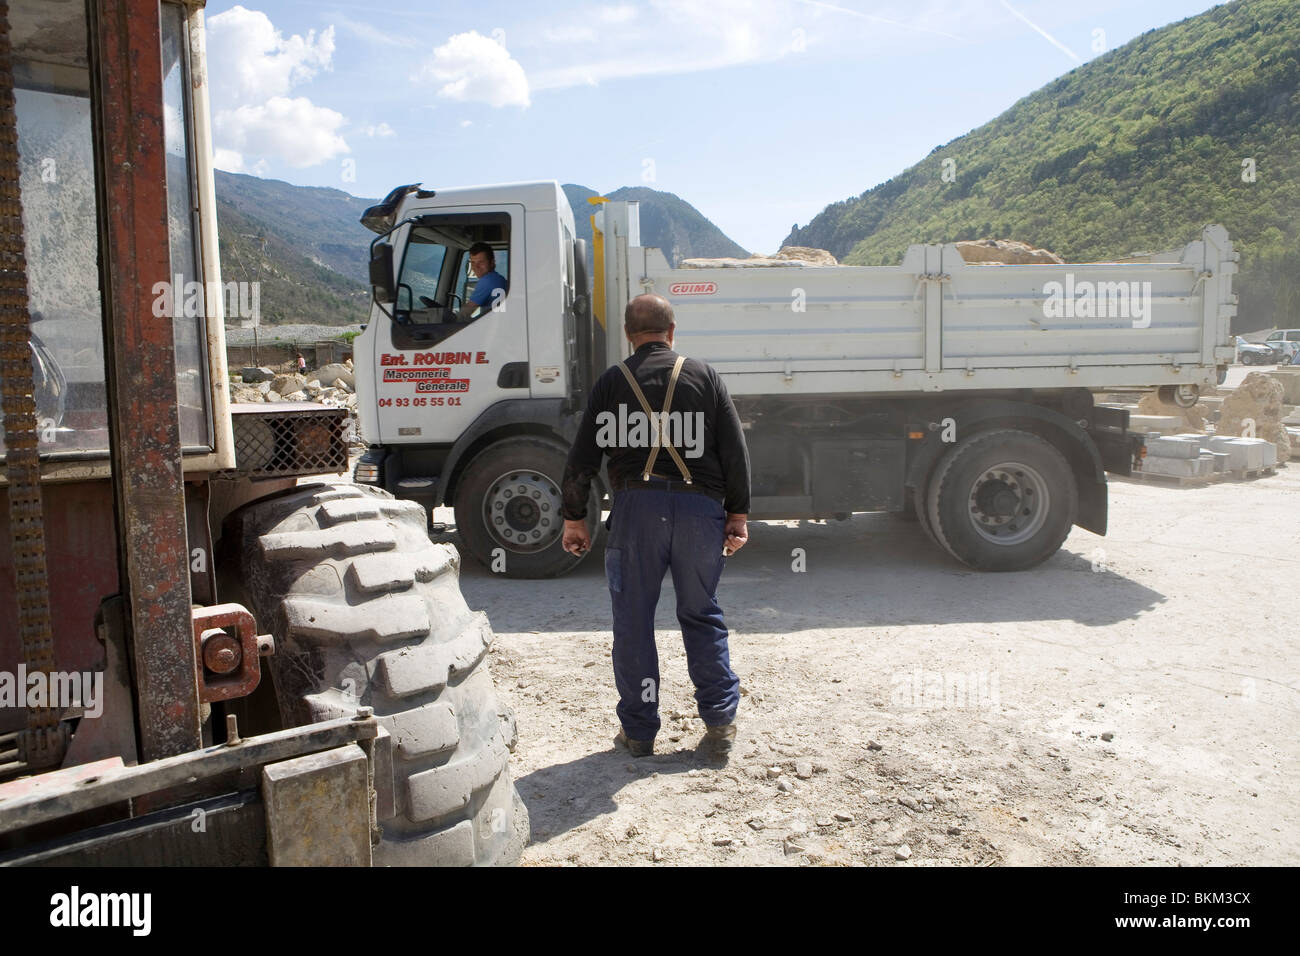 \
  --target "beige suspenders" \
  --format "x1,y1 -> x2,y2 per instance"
617,355 -> 694,484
